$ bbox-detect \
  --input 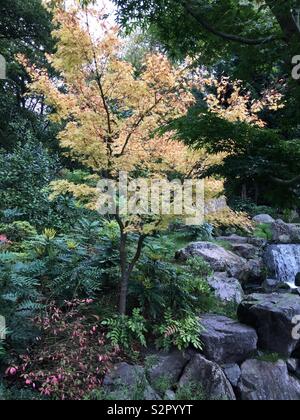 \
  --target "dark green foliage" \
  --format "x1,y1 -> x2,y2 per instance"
116,0 -> 300,209
129,255 -> 212,321
0,0 -> 55,150
0,252 -> 44,349
0,221 -> 37,243
0,143 -> 97,231
0,142 -> 58,227
166,107 -> 300,207
230,198 -> 278,219
253,223 -> 273,241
